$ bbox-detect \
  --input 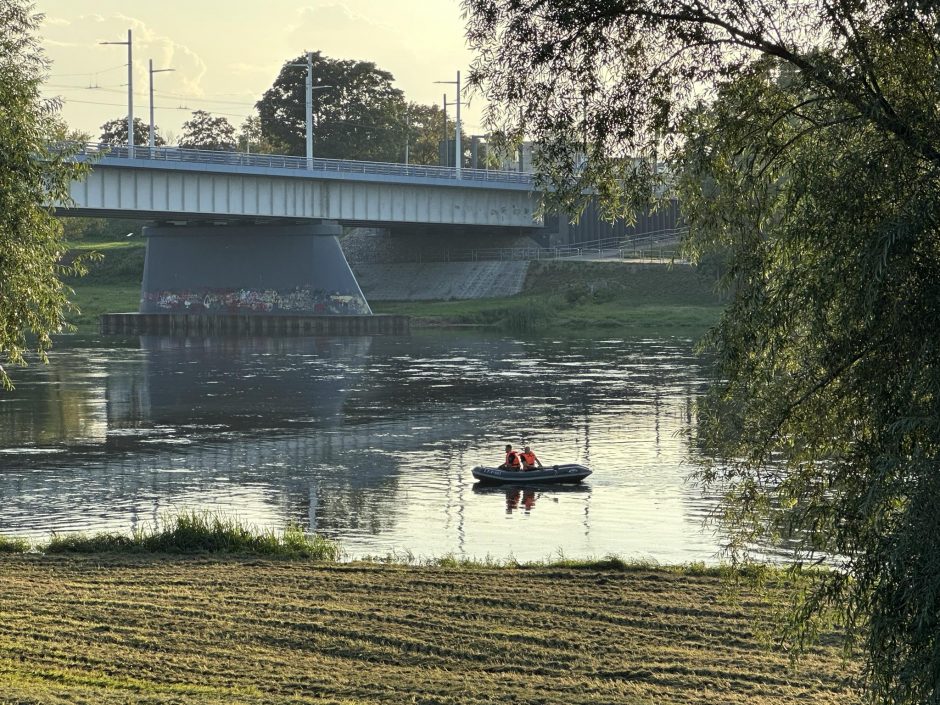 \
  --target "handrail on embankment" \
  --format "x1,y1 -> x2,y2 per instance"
352,227 -> 689,265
